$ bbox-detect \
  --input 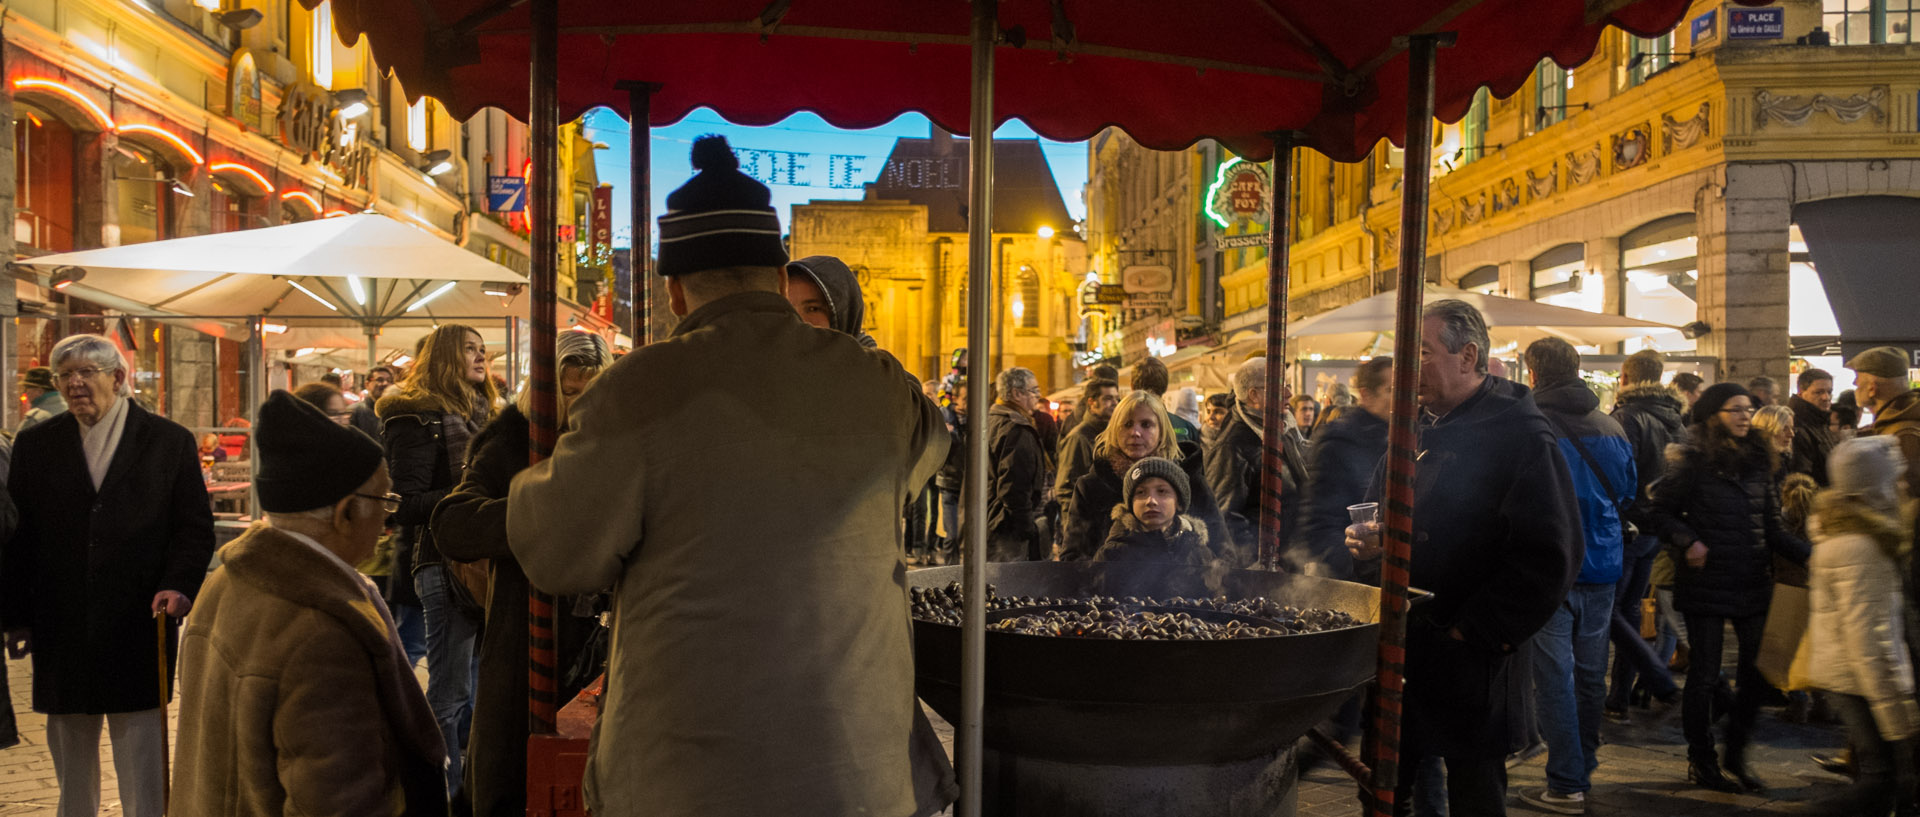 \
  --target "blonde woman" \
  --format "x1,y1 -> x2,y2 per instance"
1752,404 -> 1796,474
1060,390 -> 1230,562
